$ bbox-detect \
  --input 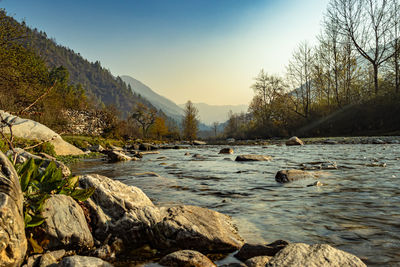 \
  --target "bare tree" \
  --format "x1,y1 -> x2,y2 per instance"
287,41 -> 314,118
131,103 -> 157,138
212,121 -> 219,138
327,0 -> 397,96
